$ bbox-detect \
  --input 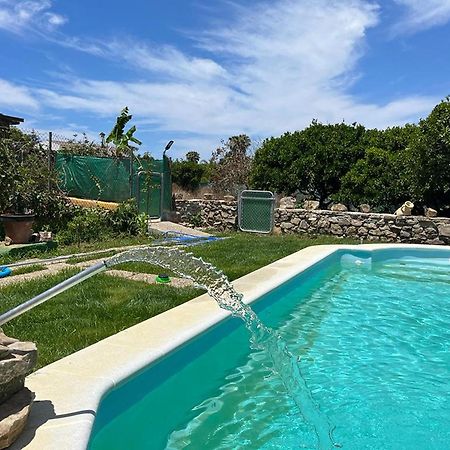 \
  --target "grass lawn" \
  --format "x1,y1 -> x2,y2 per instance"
0,232 -> 357,368
0,235 -> 155,266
